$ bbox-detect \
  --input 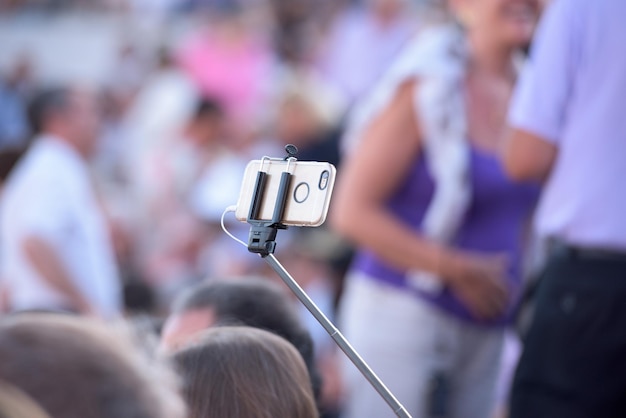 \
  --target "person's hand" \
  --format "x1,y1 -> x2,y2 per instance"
442,250 -> 510,320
